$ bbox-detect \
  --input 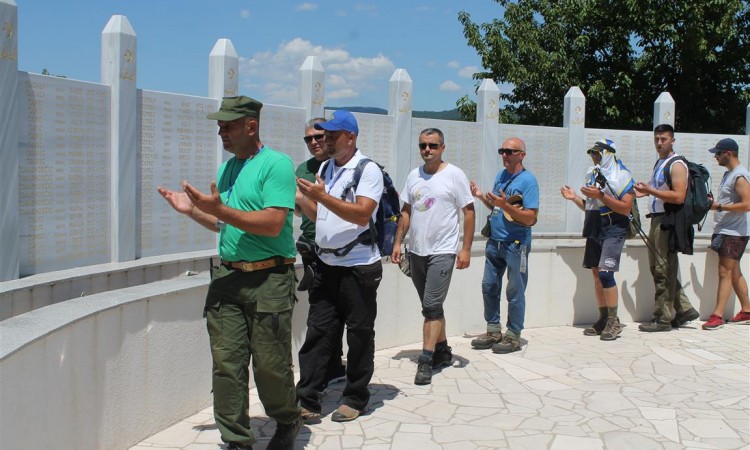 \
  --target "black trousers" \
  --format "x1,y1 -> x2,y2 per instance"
296,259 -> 381,413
